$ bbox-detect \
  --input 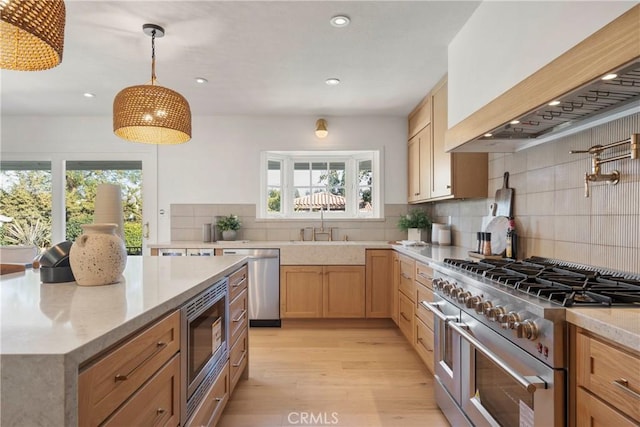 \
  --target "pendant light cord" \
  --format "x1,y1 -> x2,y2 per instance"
150,29 -> 157,85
